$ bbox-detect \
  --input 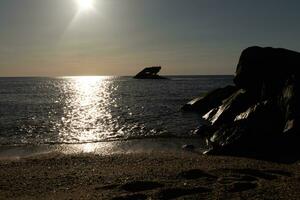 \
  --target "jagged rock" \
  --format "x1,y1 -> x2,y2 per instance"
203,89 -> 257,126
205,100 -> 283,155
234,46 -> 300,99
278,76 -> 300,134
181,85 -> 237,114
183,46 -> 300,159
